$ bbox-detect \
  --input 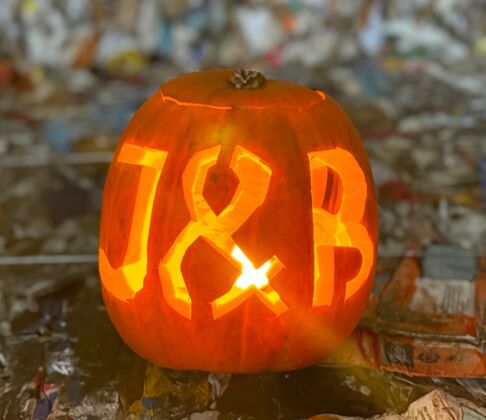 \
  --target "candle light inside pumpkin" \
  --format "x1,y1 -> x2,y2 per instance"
232,245 -> 272,289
